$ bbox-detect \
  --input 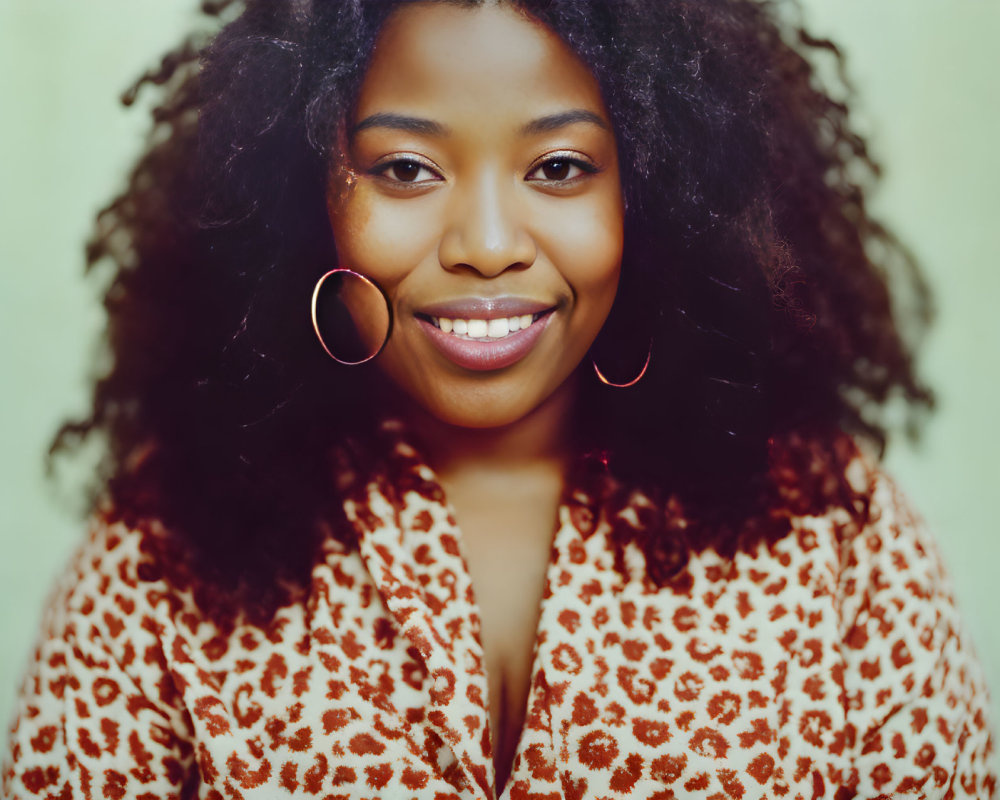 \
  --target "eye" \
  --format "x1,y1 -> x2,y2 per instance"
526,154 -> 598,184
371,157 -> 441,185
